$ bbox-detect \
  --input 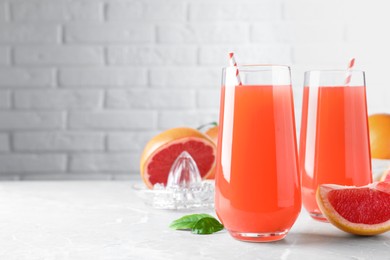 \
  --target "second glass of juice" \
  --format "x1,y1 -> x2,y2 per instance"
215,65 -> 301,242
300,70 -> 373,221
